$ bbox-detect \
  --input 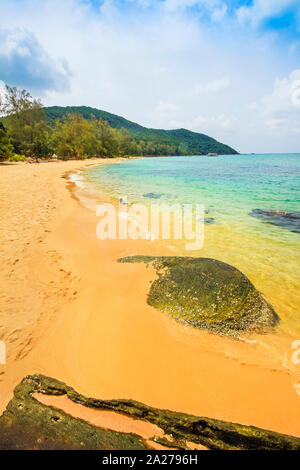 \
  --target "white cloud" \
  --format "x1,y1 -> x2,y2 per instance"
259,69 -> 300,133
195,77 -> 231,94
163,0 -> 201,12
150,101 -> 178,123
0,0 -> 298,152
163,0 -> 226,17
236,0 -> 299,26
0,28 -> 70,93
234,69 -> 300,151
211,4 -> 228,23
187,113 -> 234,132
